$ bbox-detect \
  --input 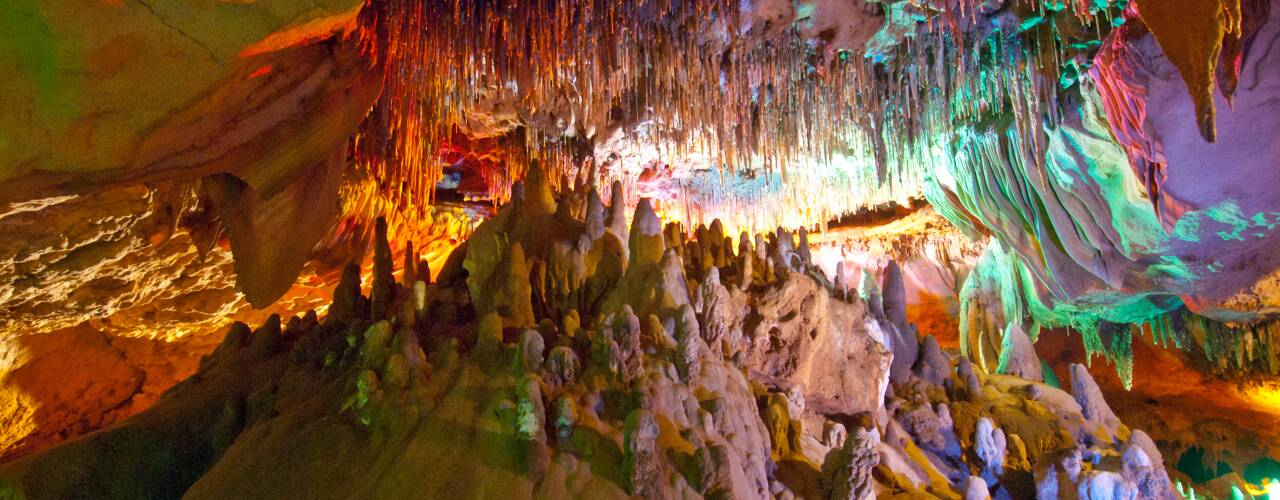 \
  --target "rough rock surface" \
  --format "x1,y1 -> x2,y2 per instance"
822,426 -> 880,500
995,324 -> 1042,382
738,271 -> 892,418
1069,363 -> 1123,441
0,182 -> 1180,499
0,179 -> 481,459
2,0 -> 384,308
